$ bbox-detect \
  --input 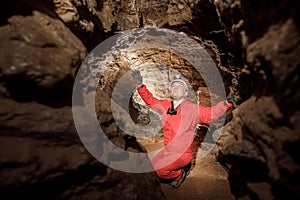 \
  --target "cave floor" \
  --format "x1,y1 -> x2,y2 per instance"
138,137 -> 235,200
